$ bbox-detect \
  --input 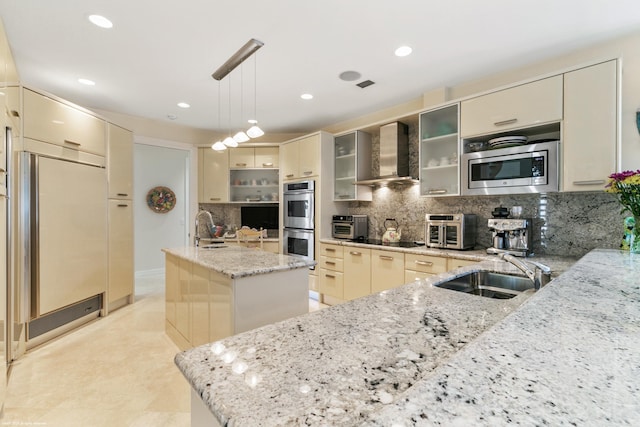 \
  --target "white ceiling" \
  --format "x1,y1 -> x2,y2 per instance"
2,0 -> 640,138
